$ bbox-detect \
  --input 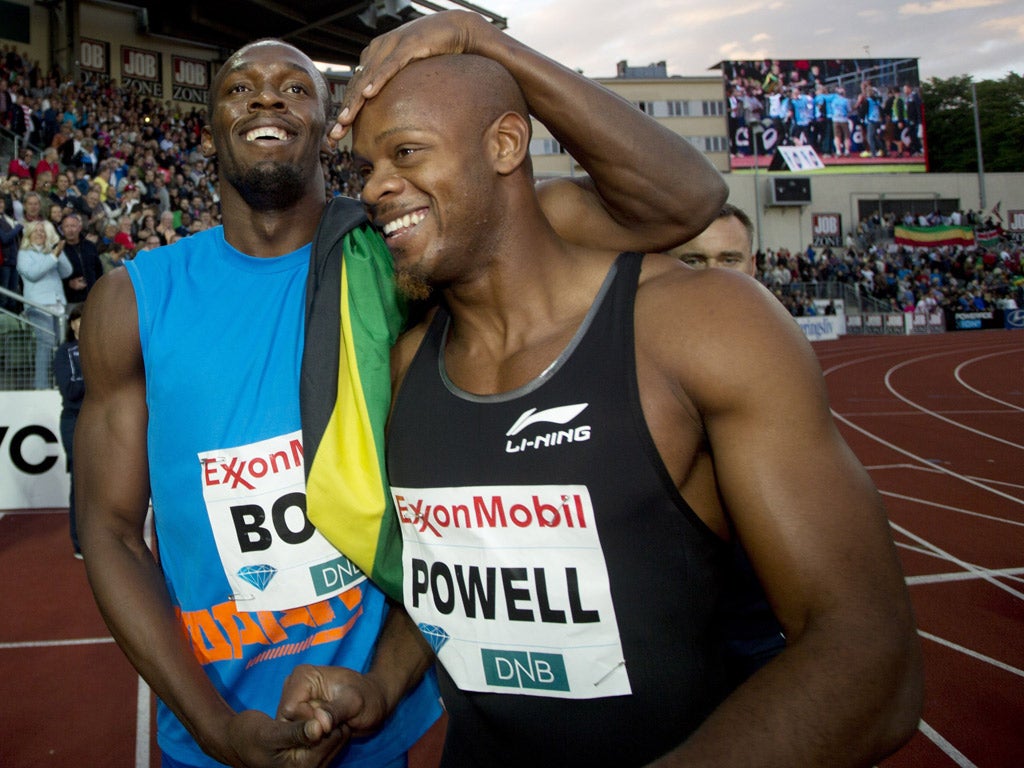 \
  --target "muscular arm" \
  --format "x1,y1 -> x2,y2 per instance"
335,10 -> 725,251
637,264 -> 922,766
76,272 -> 341,768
